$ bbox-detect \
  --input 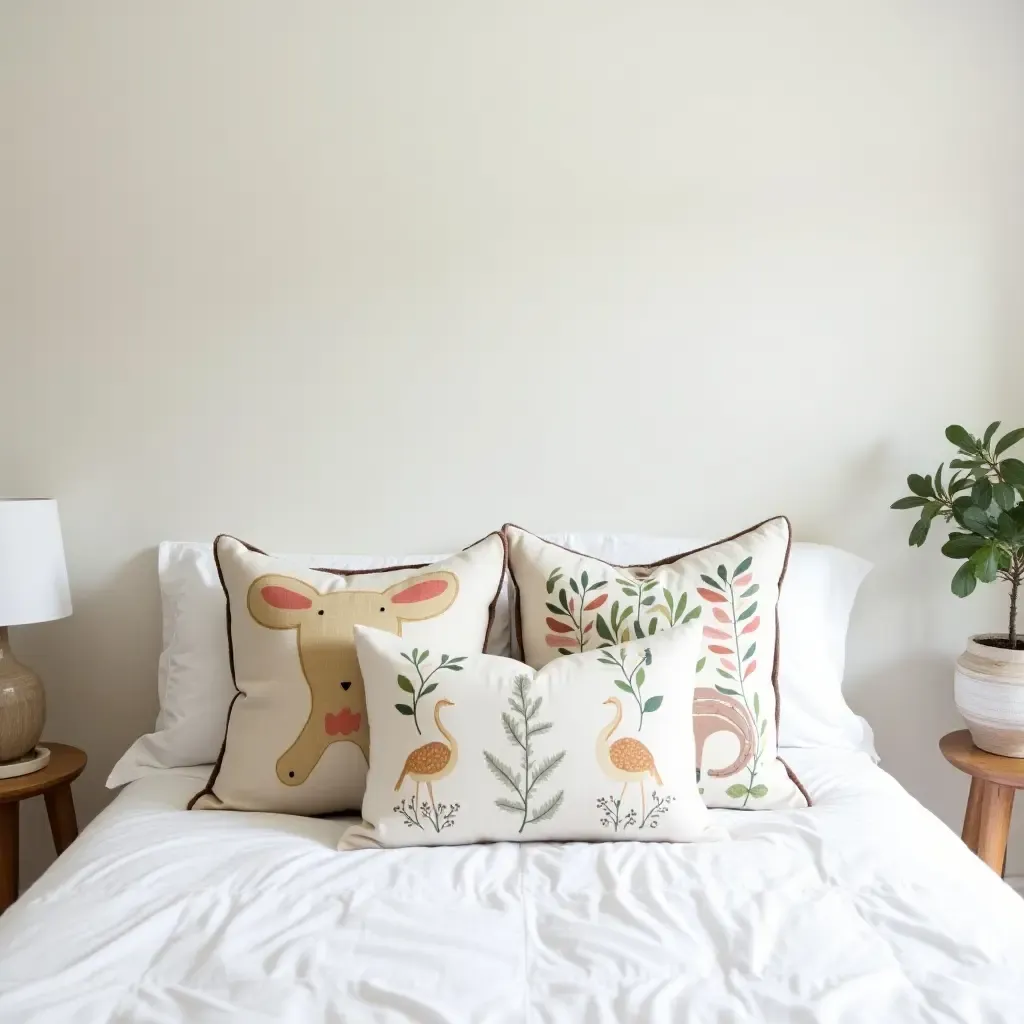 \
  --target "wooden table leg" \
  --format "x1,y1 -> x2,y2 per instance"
962,777 -> 984,853
976,781 -> 1014,873
0,802 -> 18,913
44,783 -> 78,855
